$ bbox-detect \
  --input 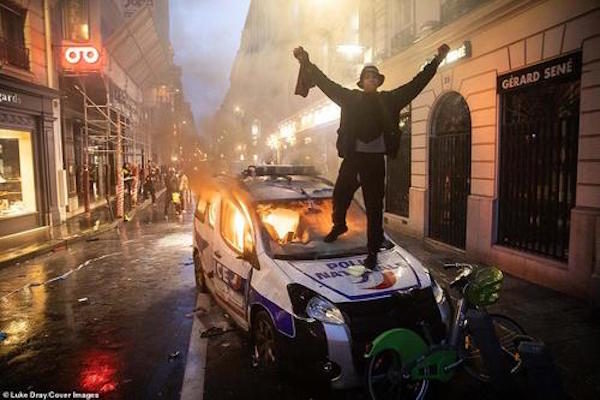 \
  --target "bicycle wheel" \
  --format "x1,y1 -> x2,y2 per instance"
366,349 -> 429,400
463,313 -> 529,382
